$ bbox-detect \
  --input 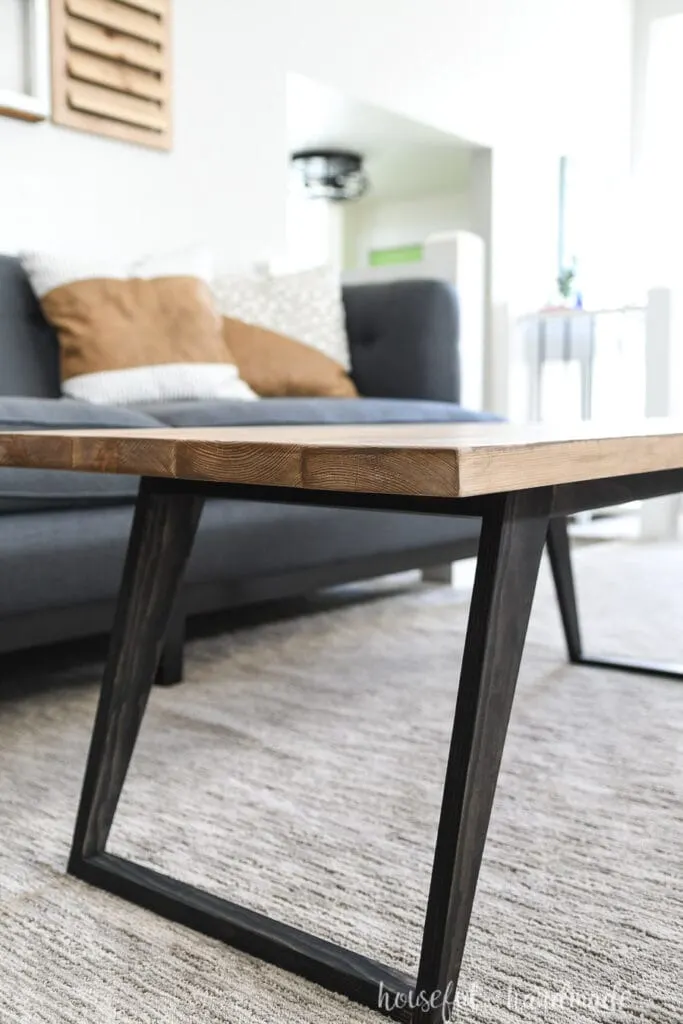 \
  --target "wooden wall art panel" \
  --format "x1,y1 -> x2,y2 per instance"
50,0 -> 171,149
